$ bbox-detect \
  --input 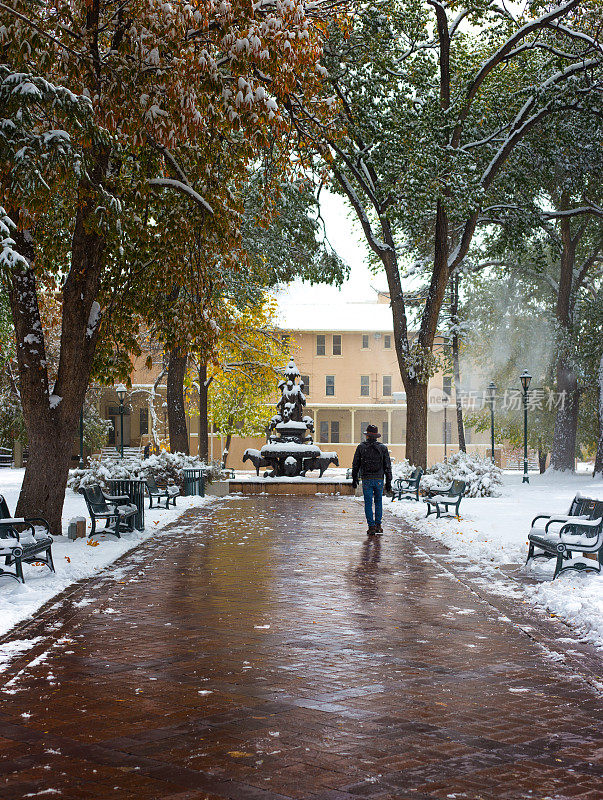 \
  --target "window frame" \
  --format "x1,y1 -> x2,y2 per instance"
383,375 -> 392,396
325,375 -> 335,396
316,334 -> 326,356
319,420 -> 329,443
332,334 -> 342,356
361,334 -> 369,349
384,334 -> 391,349
360,375 -> 370,397
301,375 -> 310,396
331,421 -> 340,443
